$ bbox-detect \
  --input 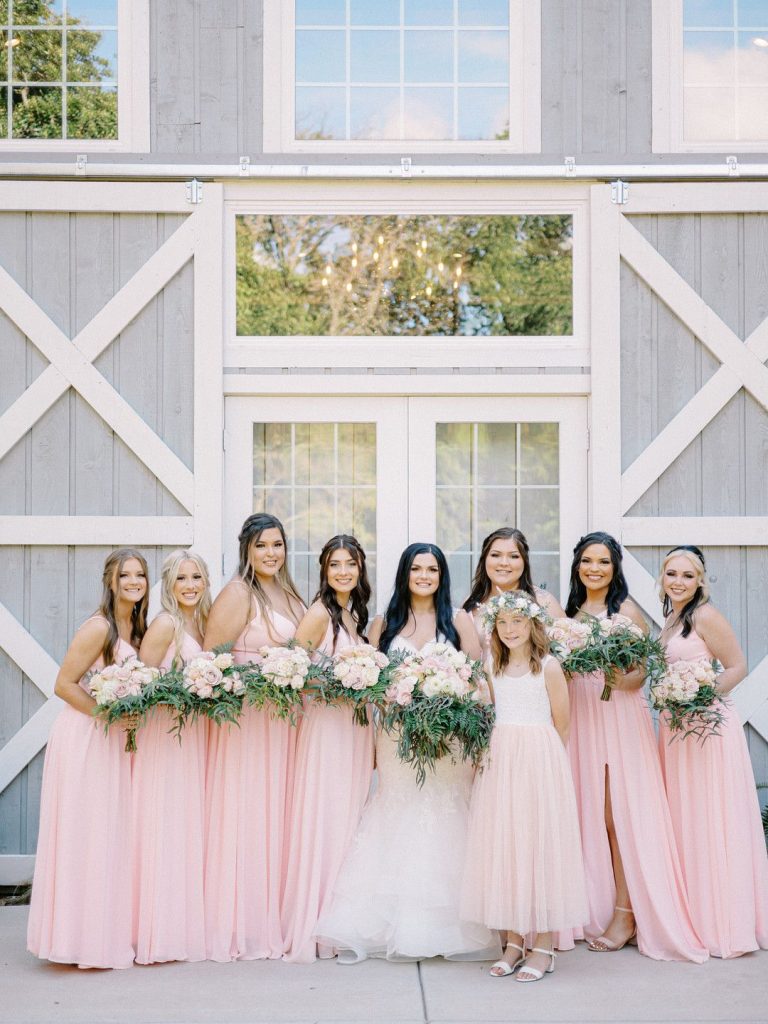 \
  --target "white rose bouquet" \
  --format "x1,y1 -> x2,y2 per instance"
179,650 -> 247,725
548,614 -> 667,701
650,657 -> 725,743
89,656 -> 160,751
382,642 -> 495,786
314,644 -> 390,727
244,642 -> 323,721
